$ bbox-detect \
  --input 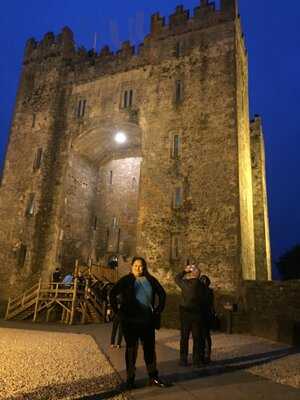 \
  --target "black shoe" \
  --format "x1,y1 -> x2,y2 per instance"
125,378 -> 136,390
149,376 -> 169,388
